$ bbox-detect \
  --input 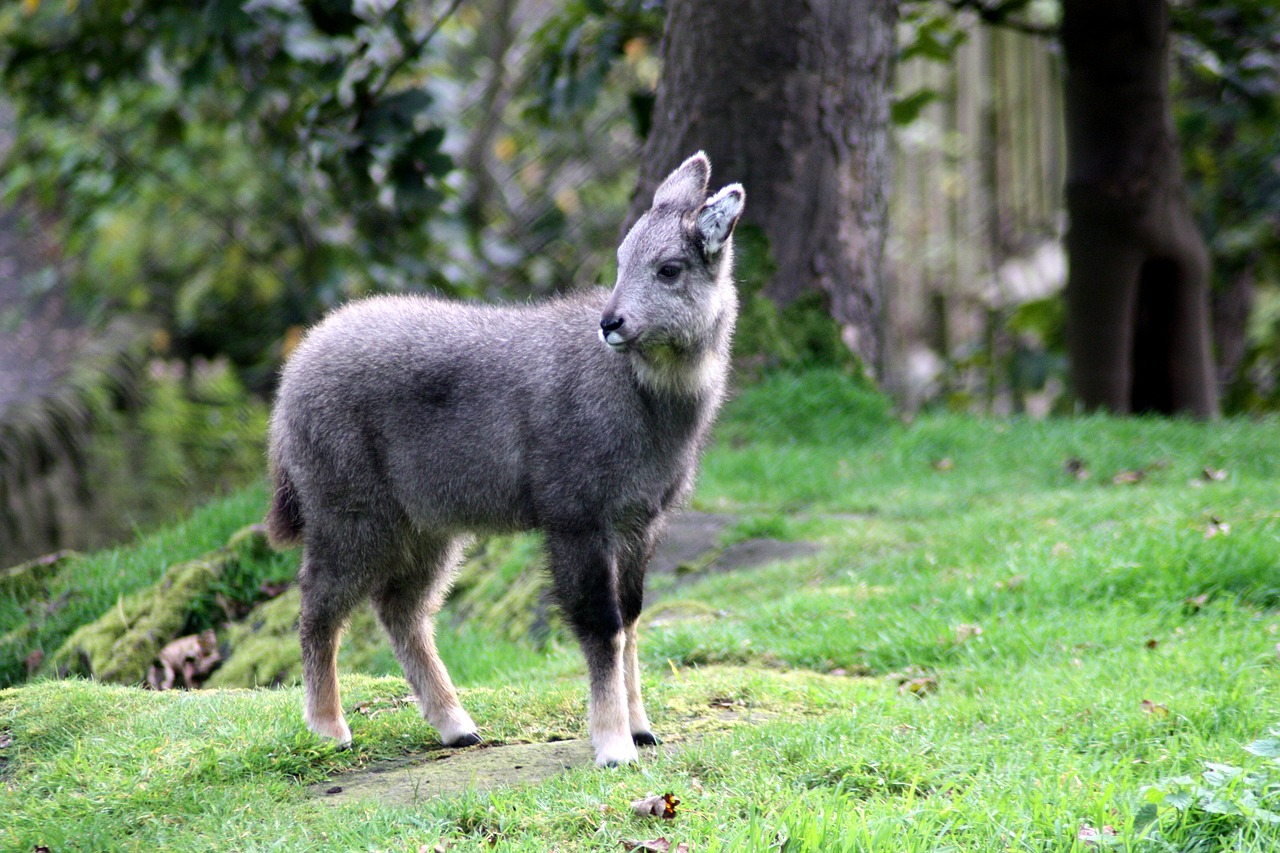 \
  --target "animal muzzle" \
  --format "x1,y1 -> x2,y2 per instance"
599,313 -> 628,350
